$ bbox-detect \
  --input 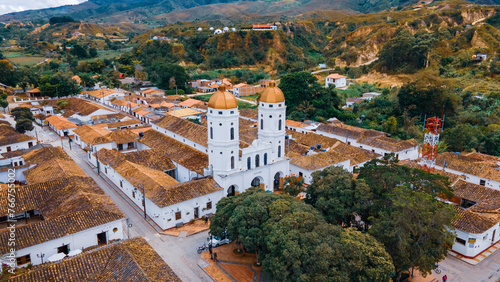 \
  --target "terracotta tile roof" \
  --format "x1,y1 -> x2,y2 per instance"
33,113 -> 46,120
287,131 -> 381,169
0,124 -> 36,146
0,120 -> 10,125
160,101 -> 175,108
150,177 -> 223,207
168,108 -> 201,118
326,73 -> 346,79
0,177 -> 124,254
0,112 -> 5,118
357,135 -> 419,152
179,98 -> 203,107
26,88 -> 40,94
73,124 -> 111,145
45,115 -> 77,130
22,147 -> 87,184
110,99 -> 129,106
96,148 -> 175,172
317,123 -> 419,152
239,108 -> 258,120
129,126 -> 152,134
93,129 -> 138,145
92,113 -> 126,121
317,123 -> 376,139
154,115 -> 207,147
133,106 -> 147,113
8,237 -> 181,282
286,119 -> 308,128
436,152 -> 500,182
136,110 -> 151,116
107,119 -> 141,128
453,180 -> 500,213
452,206 -> 500,234
139,130 -> 208,175
95,148 -> 218,207
86,89 -> 125,98
22,146 -> 69,164
58,98 -> 108,117
141,88 -> 165,95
